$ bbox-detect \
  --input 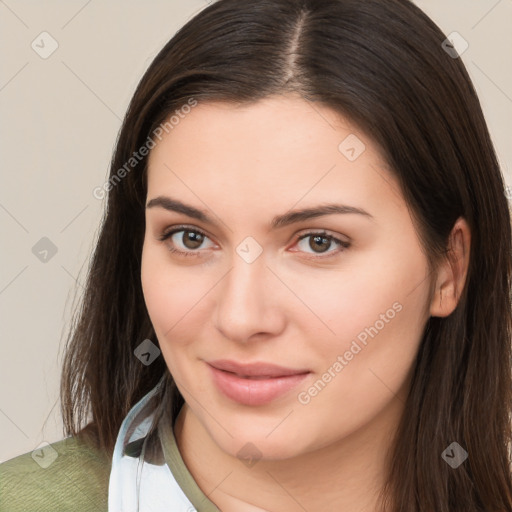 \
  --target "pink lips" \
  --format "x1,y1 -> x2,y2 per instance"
206,359 -> 311,406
